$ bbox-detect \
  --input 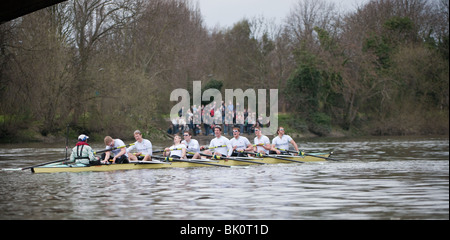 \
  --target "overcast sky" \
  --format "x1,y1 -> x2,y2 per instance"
196,0 -> 368,29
